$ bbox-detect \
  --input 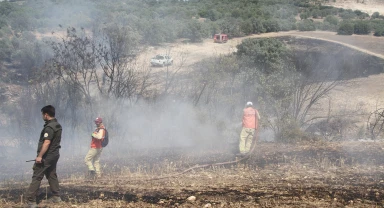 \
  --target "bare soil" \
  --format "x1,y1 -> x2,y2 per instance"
325,0 -> 384,15
1,142 -> 384,207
